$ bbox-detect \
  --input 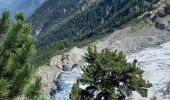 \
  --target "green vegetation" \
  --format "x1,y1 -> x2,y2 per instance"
0,11 -> 42,99
24,76 -> 43,100
70,47 -> 152,100
29,0 -> 157,66
69,80 -> 81,100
